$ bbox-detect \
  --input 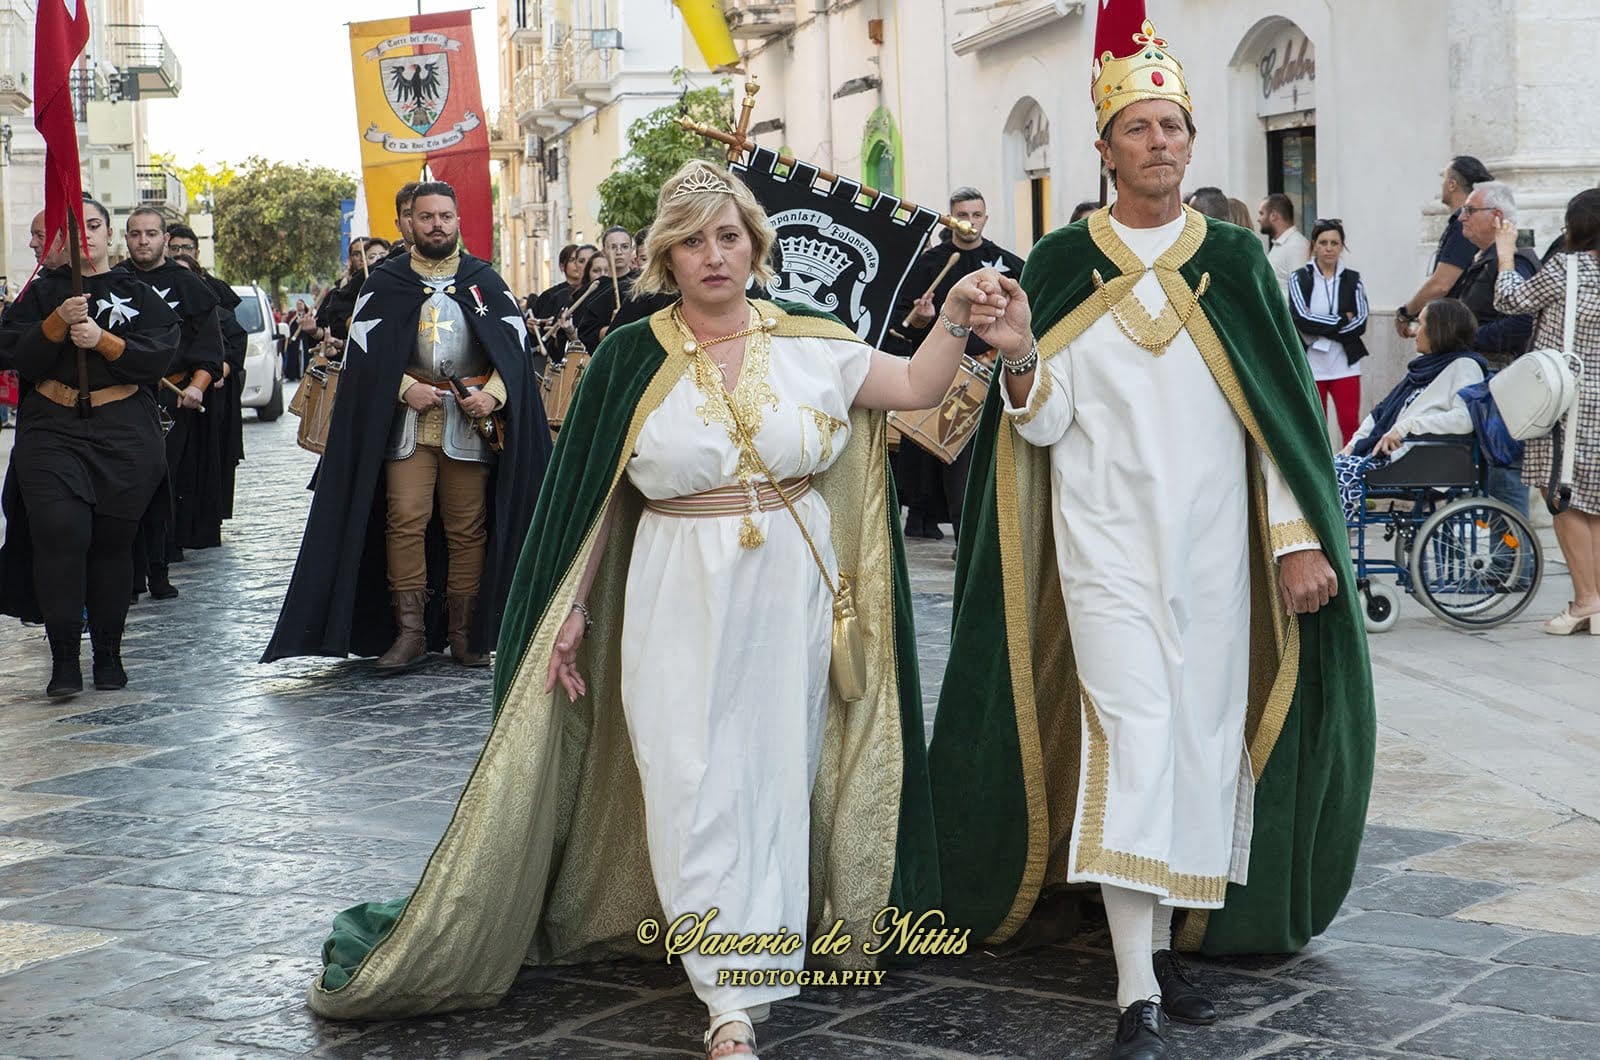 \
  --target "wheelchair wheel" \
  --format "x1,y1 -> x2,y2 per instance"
1409,497 -> 1542,629
1363,581 -> 1401,634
